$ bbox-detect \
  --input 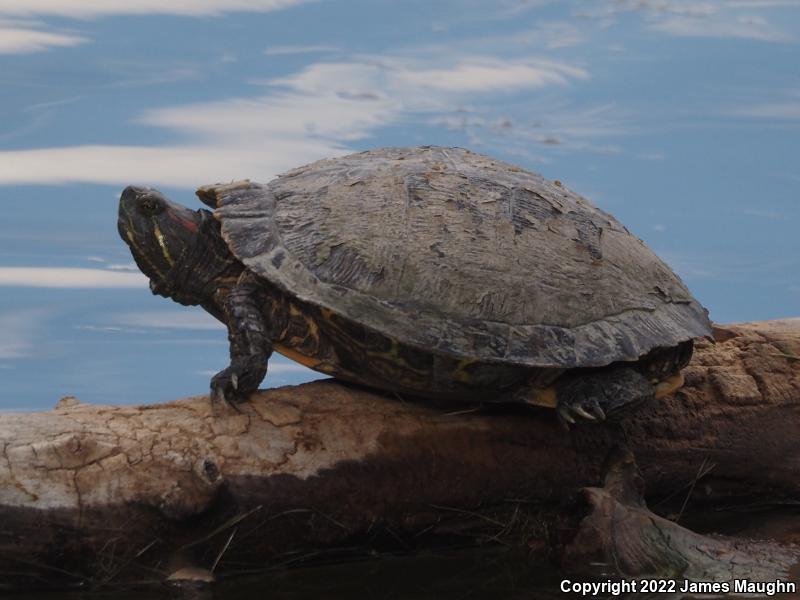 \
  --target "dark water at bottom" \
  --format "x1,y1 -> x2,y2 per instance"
2,547 -> 565,600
